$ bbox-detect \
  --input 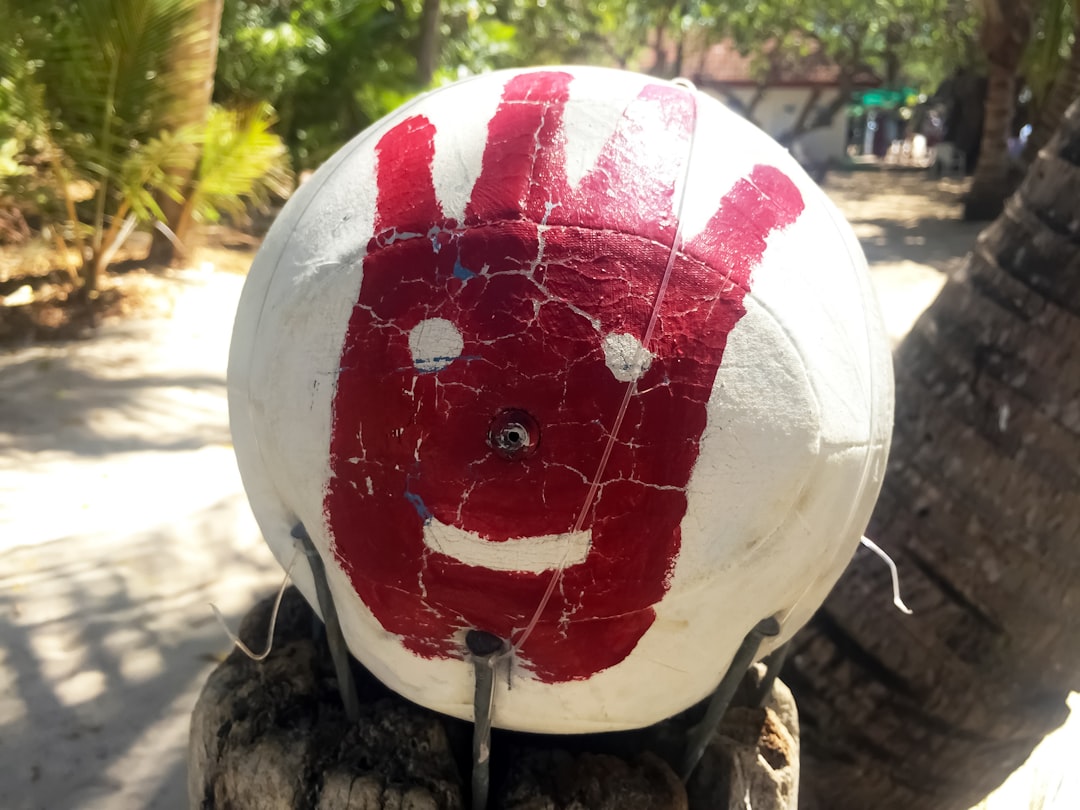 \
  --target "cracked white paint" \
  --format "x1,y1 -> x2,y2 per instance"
230,66 -> 895,735
602,332 -> 653,382
408,318 -> 464,372
422,518 -> 592,572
